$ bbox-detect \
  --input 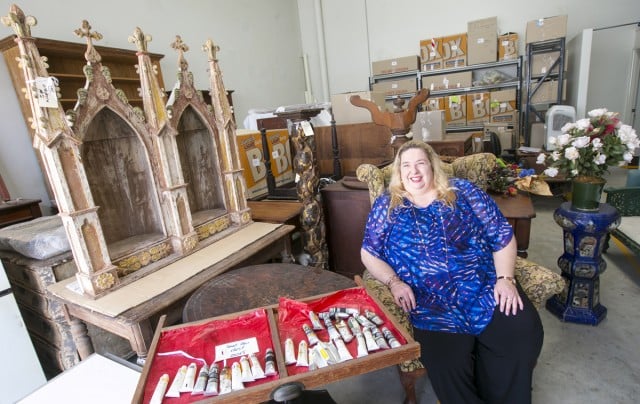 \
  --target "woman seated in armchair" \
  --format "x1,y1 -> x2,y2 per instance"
360,140 -> 544,404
